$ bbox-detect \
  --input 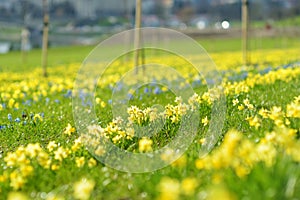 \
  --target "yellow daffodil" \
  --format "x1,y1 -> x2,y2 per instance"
64,123 -> 76,136
73,178 -> 95,200
157,177 -> 180,200
181,177 -> 198,195
202,116 -> 209,126
75,157 -> 85,168
138,137 -> 153,152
